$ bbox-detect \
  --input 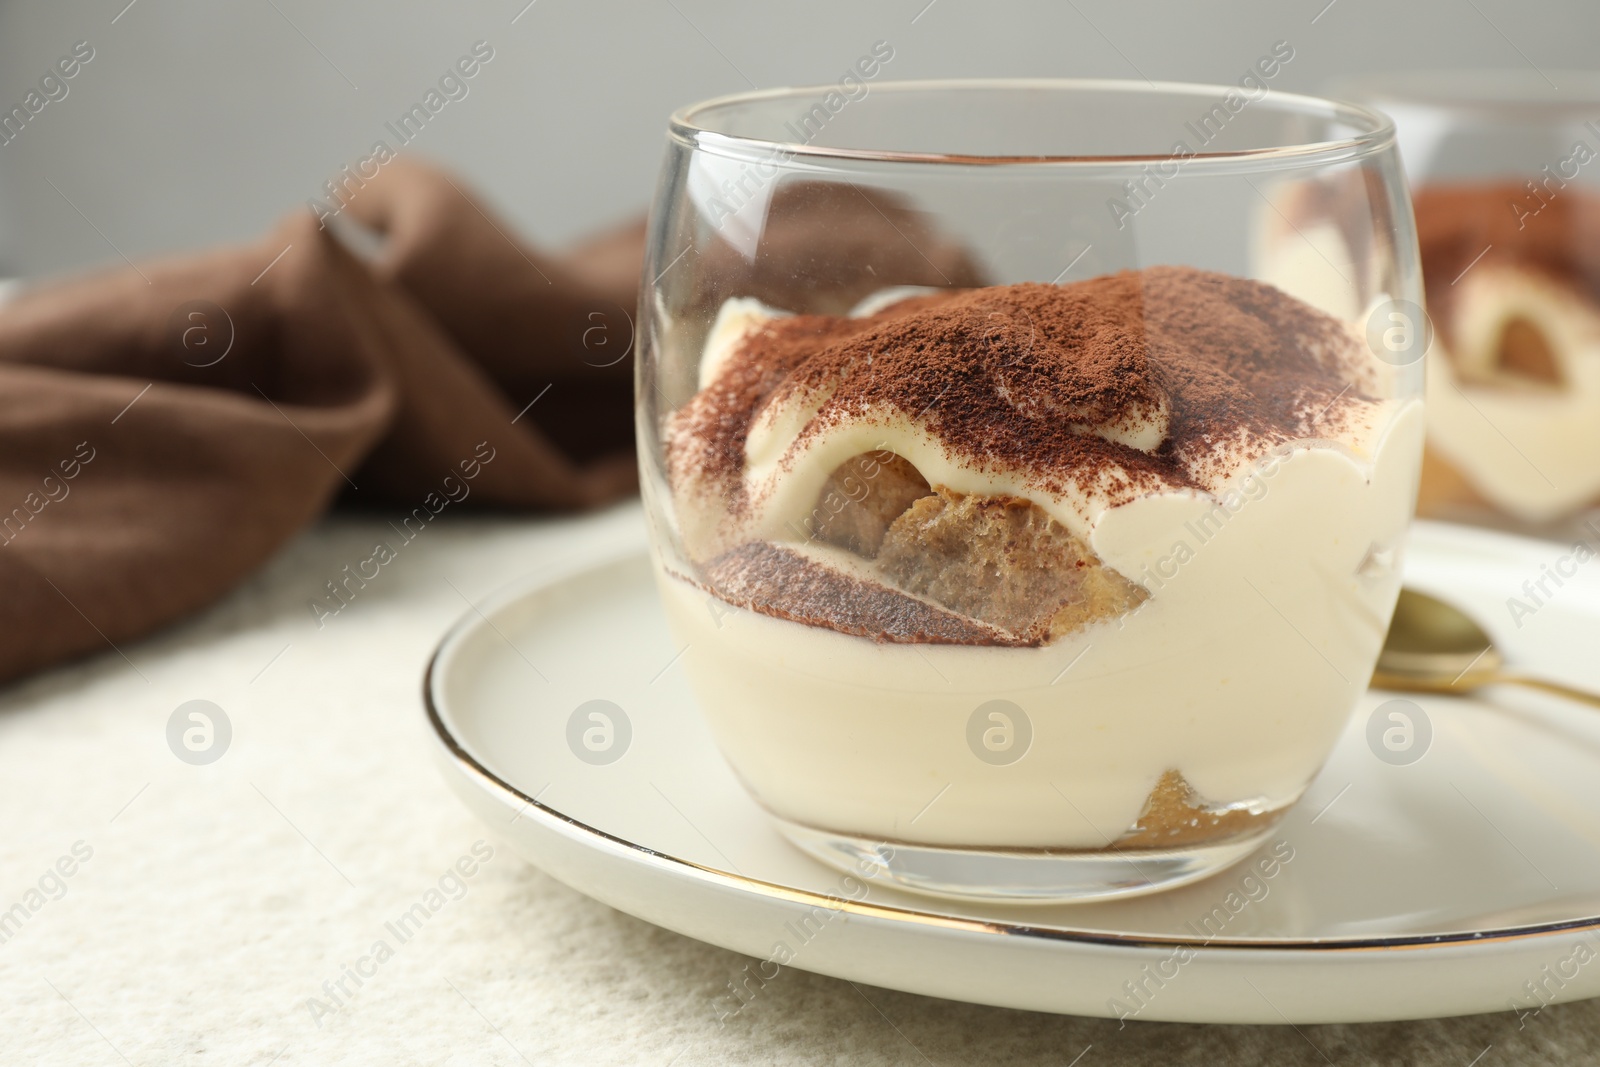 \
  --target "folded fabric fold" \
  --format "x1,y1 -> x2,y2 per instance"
0,160 -> 640,684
